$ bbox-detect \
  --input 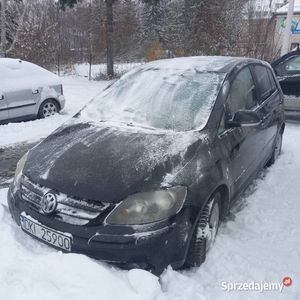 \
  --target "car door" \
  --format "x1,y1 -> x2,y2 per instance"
272,52 -> 300,97
222,66 -> 266,199
252,65 -> 283,161
272,51 -> 300,112
0,92 -> 9,121
6,88 -> 40,120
